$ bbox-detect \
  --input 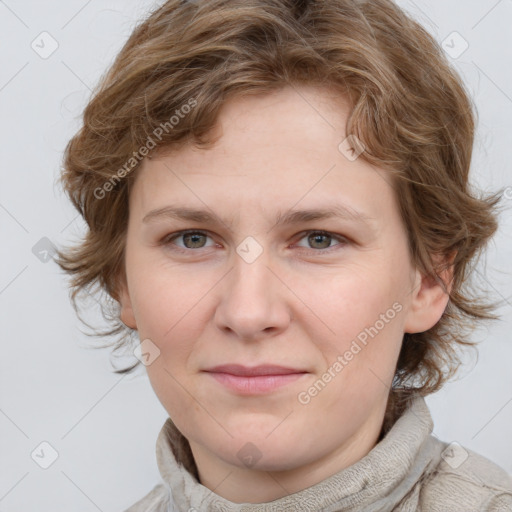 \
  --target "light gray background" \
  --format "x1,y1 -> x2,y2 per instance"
1,1 -> 511,510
